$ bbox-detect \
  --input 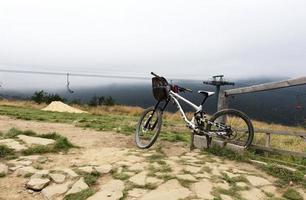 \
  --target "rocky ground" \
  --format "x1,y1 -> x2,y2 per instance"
0,116 -> 305,200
